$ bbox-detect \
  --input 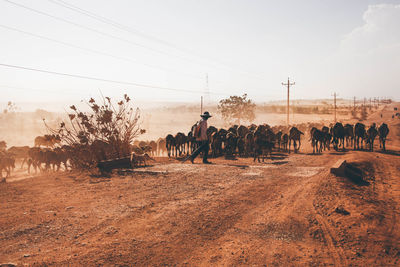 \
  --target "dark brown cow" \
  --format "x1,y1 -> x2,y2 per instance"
378,123 -> 389,151
344,124 -> 354,147
354,123 -> 366,150
275,131 -> 282,151
310,127 -> 324,154
211,131 -> 223,157
237,125 -> 249,138
244,132 -> 254,157
165,134 -> 176,158
225,132 -> 238,156
321,126 -> 331,151
253,125 -> 273,162
288,127 -> 303,153
332,122 -> 345,151
174,132 -> 187,157
237,137 -> 246,157
281,133 -> 289,152
366,124 -> 378,151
